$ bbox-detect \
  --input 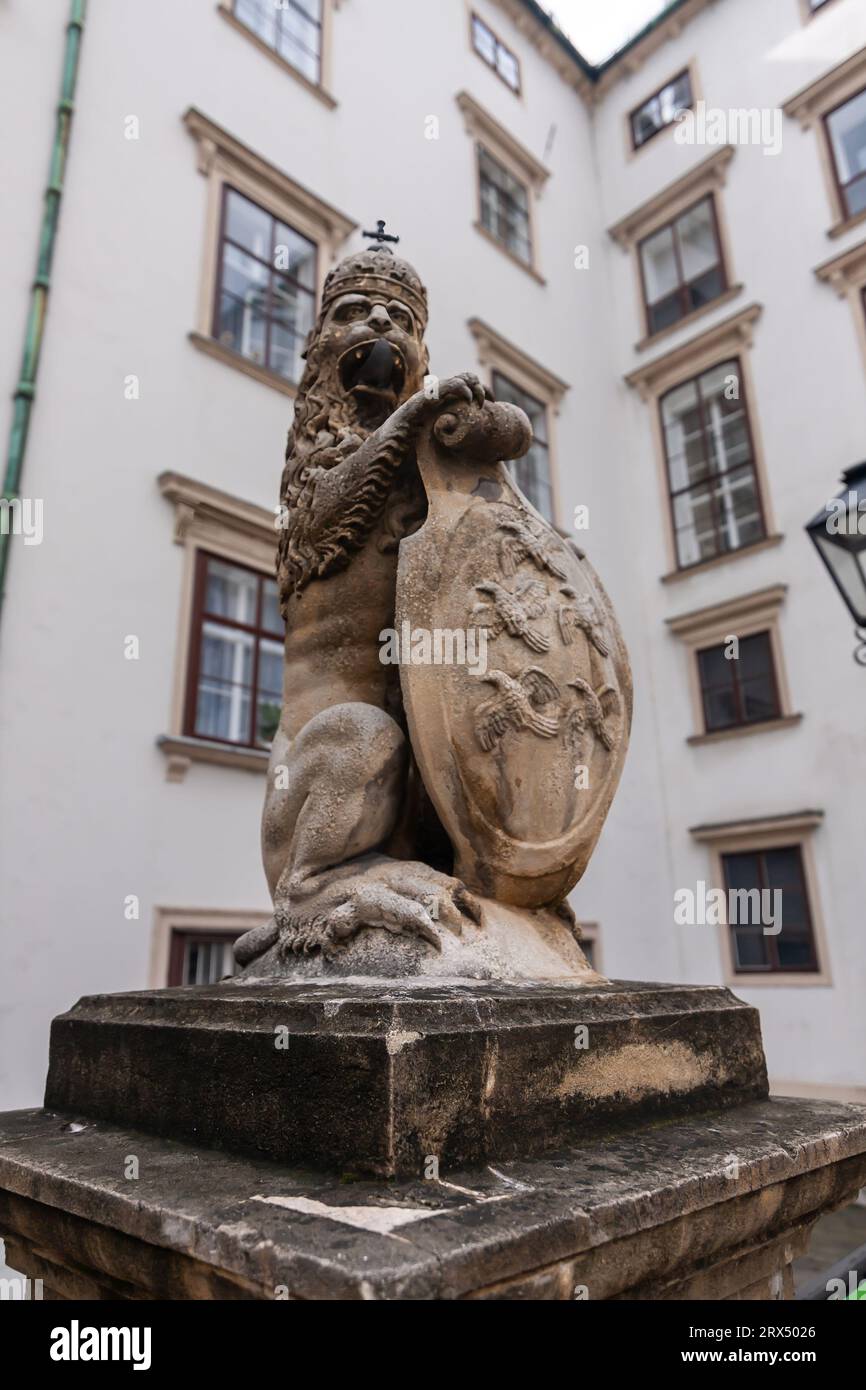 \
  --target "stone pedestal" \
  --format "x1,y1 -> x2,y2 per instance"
2,976 -> 865,1300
